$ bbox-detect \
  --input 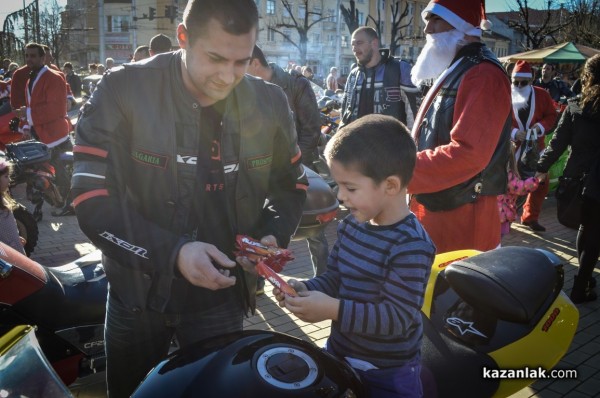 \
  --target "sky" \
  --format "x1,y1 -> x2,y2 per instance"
0,0 -> 561,24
